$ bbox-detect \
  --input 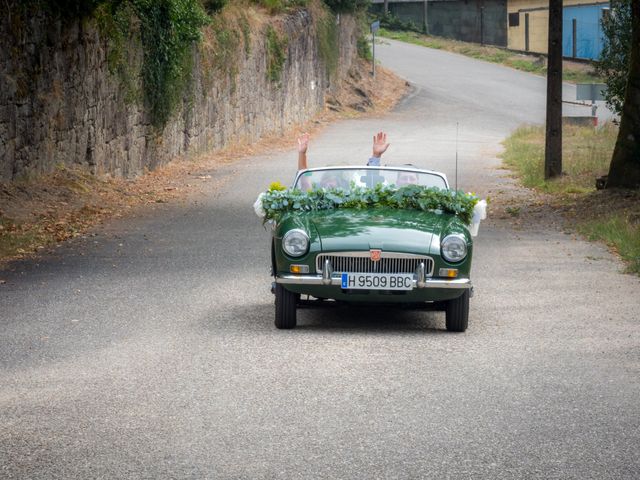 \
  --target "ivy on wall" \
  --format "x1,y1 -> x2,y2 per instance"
266,25 -> 288,83
10,0 -> 368,127
96,0 -> 210,129
12,0 -> 209,128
